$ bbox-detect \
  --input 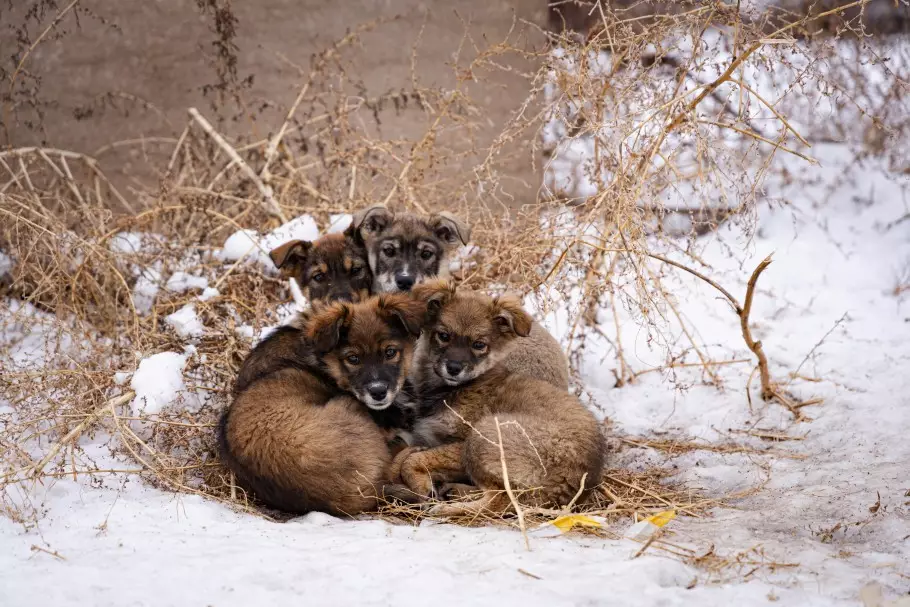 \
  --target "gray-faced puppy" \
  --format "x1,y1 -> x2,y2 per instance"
218,294 -> 424,515
234,233 -> 373,393
392,280 -> 605,513
348,205 -> 470,293
350,205 -> 569,390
